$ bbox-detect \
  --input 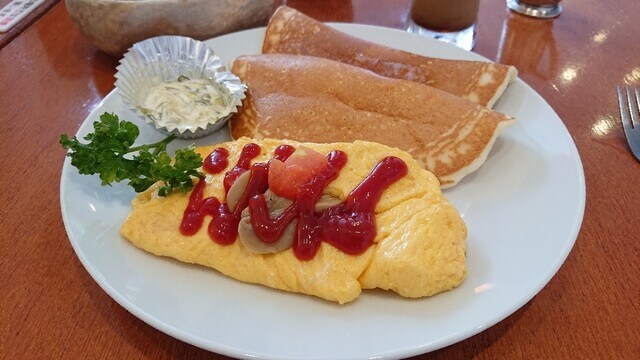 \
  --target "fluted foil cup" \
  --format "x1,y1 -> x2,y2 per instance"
115,35 -> 246,139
